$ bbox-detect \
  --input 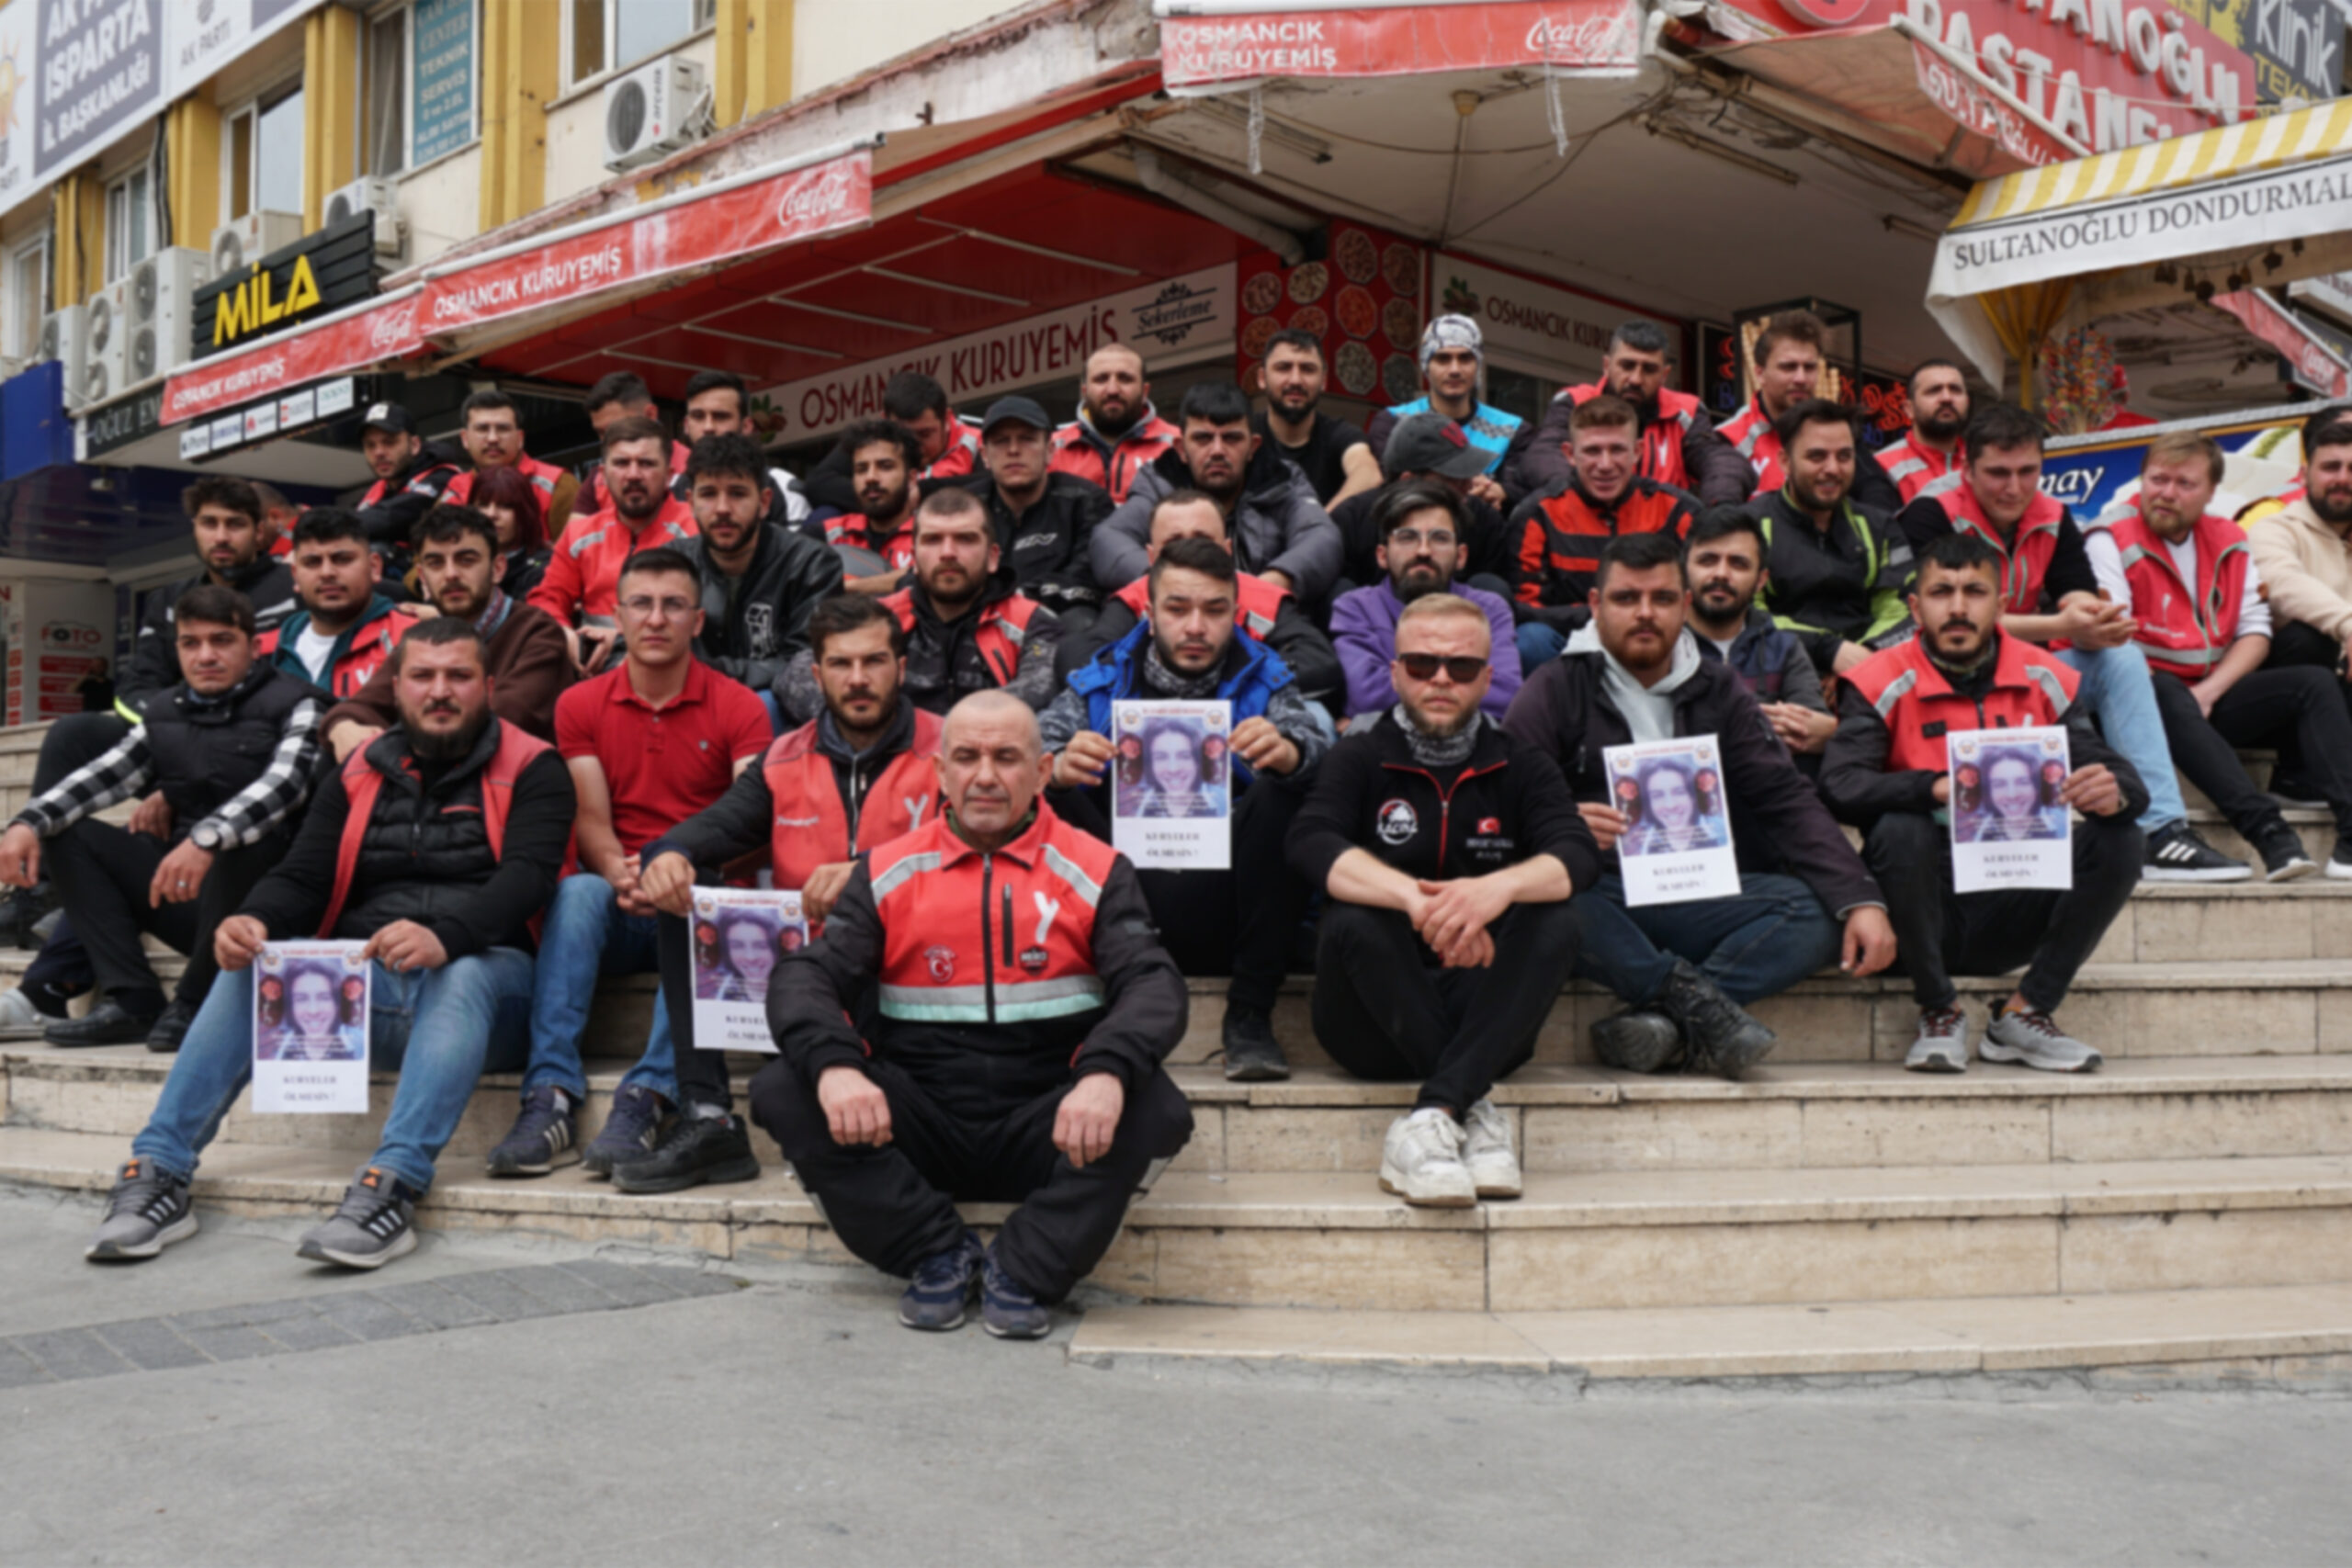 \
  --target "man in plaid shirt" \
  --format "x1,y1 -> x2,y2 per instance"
0,587 -> 324,1053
